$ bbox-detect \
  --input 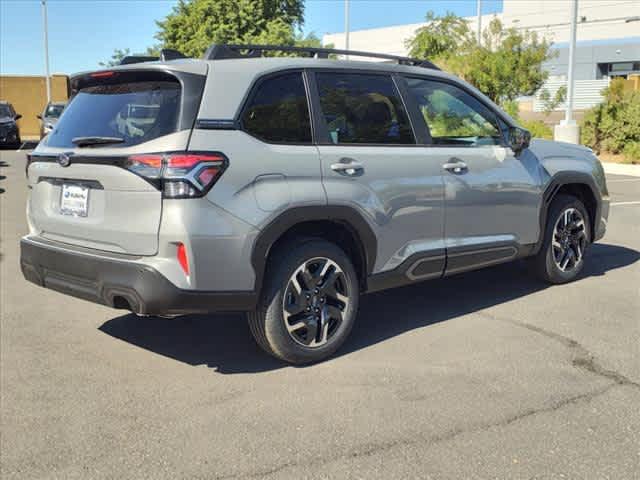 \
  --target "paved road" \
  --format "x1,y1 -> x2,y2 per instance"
1,149 -> 638,479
